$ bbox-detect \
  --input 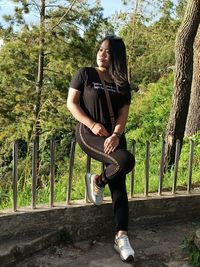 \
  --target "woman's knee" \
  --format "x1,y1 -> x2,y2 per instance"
117,150 -> 135,174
